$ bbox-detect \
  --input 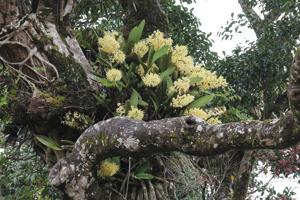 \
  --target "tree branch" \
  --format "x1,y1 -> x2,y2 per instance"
238,0 -> 263,37
49,110 -> 300,199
